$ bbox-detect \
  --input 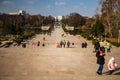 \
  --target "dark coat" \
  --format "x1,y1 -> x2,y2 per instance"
94,42 -> 100,50
96,51 -> 105,65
